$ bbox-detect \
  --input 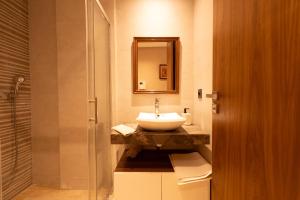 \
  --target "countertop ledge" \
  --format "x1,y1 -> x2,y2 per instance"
111,123 -> 210,148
